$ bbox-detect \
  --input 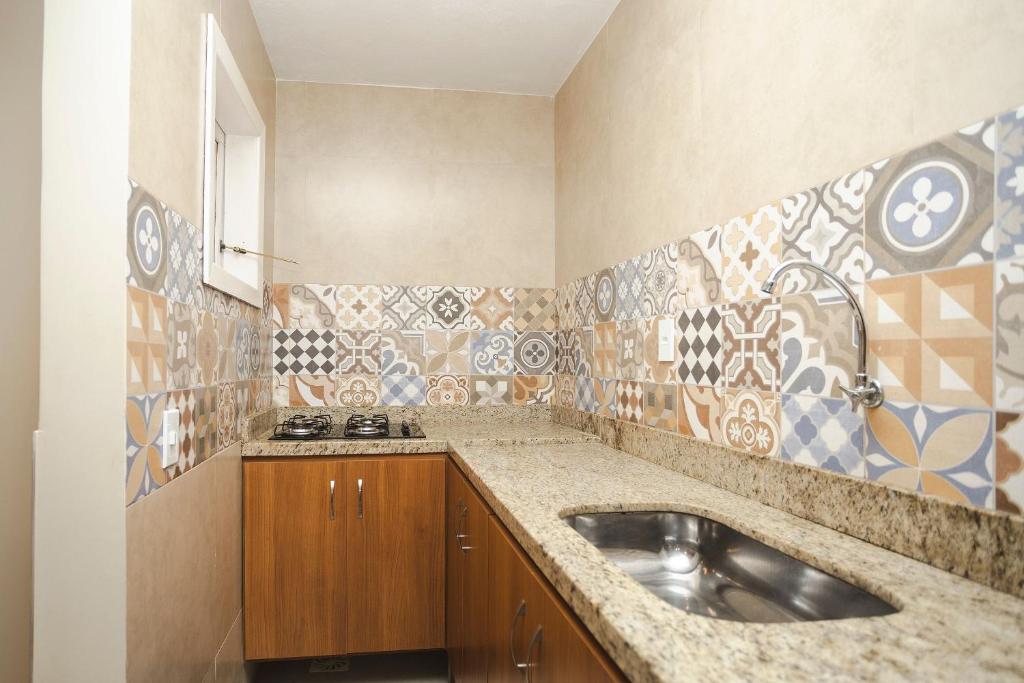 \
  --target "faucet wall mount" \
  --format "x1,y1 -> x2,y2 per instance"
760,260 -> 884,411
